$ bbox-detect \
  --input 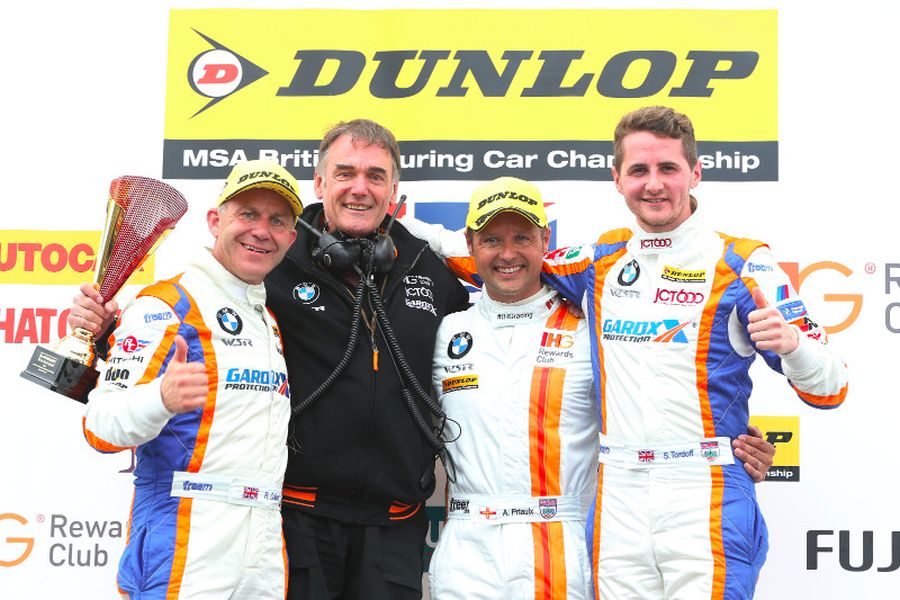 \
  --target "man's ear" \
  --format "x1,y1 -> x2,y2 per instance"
207,208 -> 222,238
541,226 -> 551,254
611,166 -> 623,194
314,172 -> 325,200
